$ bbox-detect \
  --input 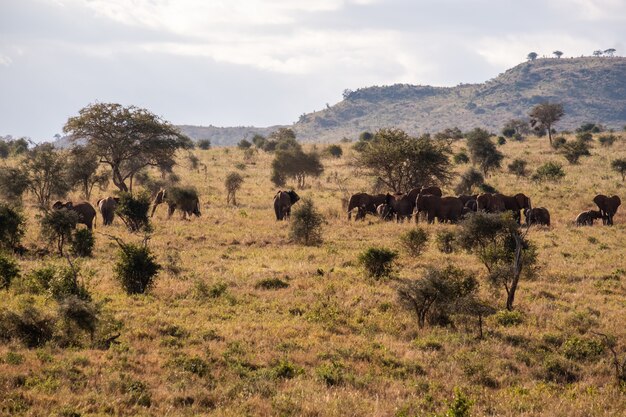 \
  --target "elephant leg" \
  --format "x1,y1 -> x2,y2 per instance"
167,204 -> 175,219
